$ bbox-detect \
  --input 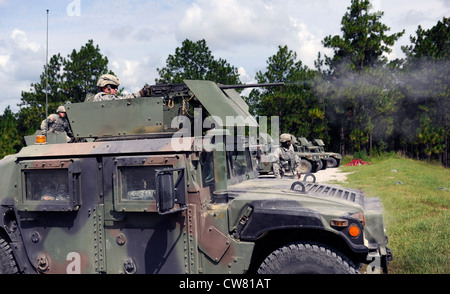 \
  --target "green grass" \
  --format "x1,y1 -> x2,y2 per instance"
339,153 -> 450,274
